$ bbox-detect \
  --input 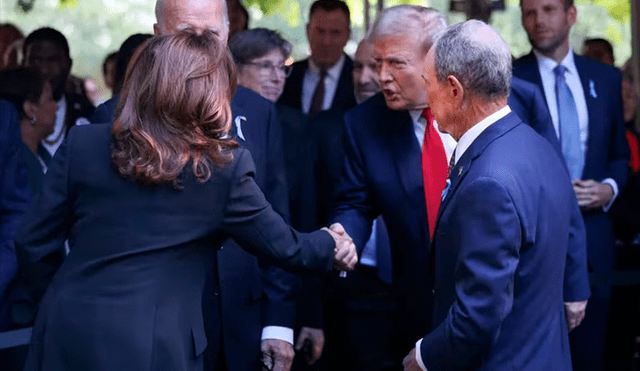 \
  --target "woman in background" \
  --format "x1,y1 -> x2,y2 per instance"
15,29 -> 355,371
0,68 -> 56,194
